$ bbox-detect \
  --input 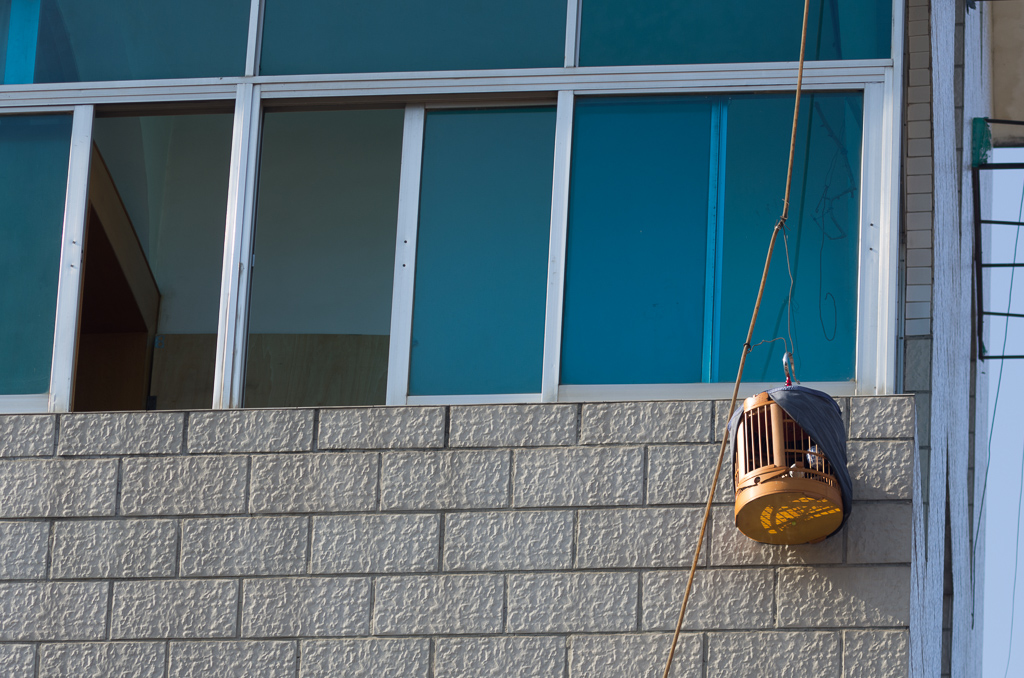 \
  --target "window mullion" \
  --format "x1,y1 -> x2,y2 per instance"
213,83 -> 262,409
564,0 -> 581,68
48,104 -> 94,413
385,104 -> 426,406
245,0 -> 265,78
702,99 -> 727,383
541,90 -> 575,402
